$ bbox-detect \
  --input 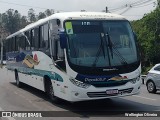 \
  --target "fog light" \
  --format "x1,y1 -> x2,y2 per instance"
75,93 -> 79,96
